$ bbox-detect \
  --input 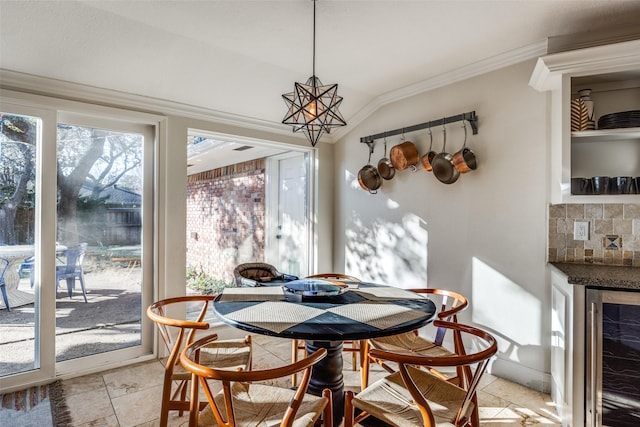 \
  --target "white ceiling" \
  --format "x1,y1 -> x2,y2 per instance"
2,1 -> 640,150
